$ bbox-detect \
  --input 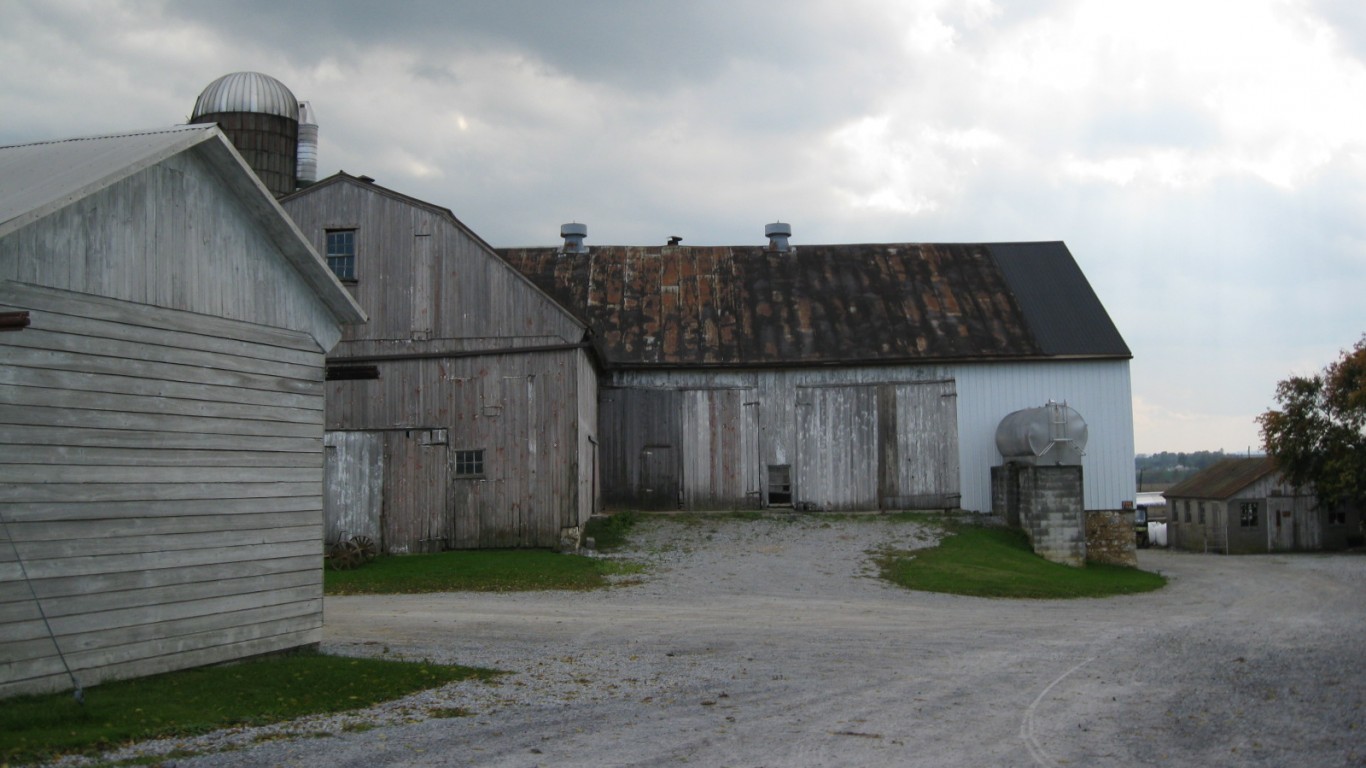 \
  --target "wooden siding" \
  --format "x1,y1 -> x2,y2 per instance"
284,179 -> 595,550
0,148 -> 343,349
325,350 -> 583,549
0,281 -> 325,698
953,359 -> 1135,512
601,369 -> 961,511
281,180 -> 583,348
